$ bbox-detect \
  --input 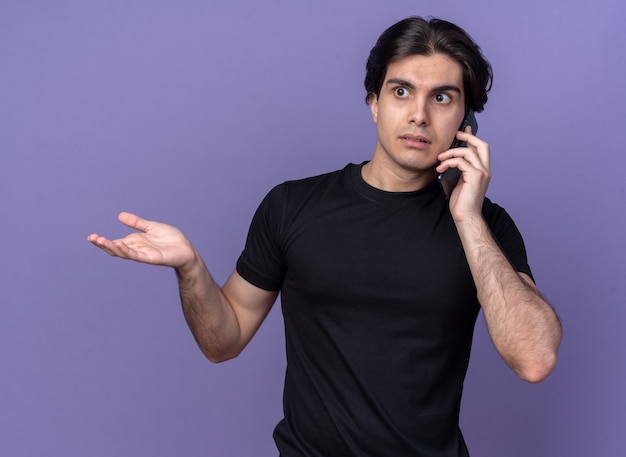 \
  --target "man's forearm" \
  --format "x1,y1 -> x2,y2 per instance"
455,215 -> 562,382
175,251 -> 243,363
